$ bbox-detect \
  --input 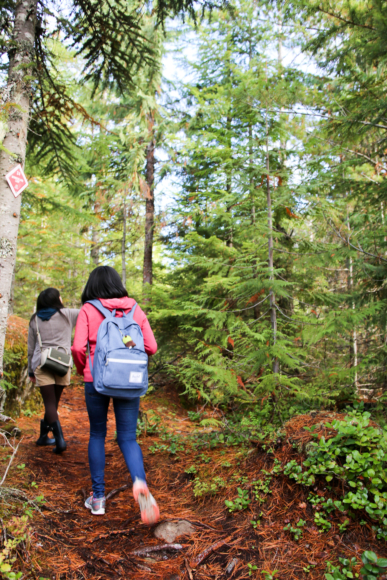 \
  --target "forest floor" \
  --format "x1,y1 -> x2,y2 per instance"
4,379 -> 387,580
